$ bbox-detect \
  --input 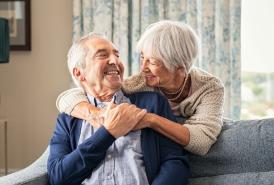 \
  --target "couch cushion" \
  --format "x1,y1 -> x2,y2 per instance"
189,118 -> 274,177
189,171 -> 274,185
